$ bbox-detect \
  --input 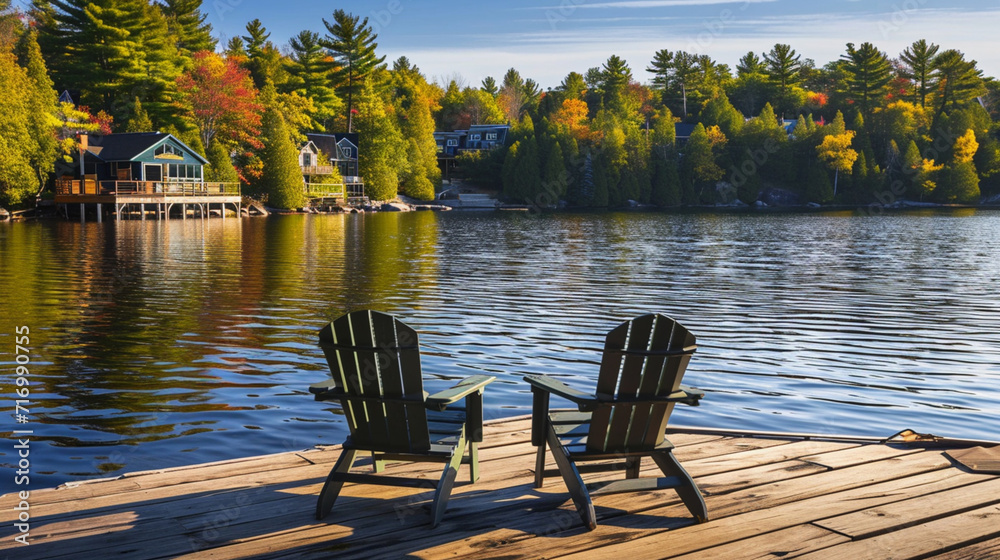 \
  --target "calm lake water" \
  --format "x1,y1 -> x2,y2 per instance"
2,209 -> 999,490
